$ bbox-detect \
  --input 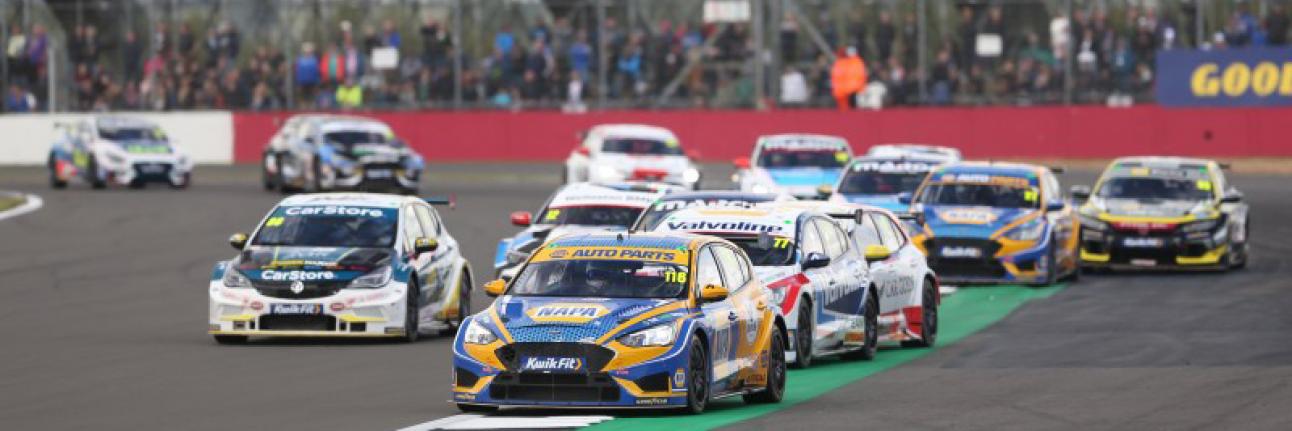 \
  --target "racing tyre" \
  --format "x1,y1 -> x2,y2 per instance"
403,278 -> 421,343
48,155 -> 67,189
744,325 -> 786,404
169,173 -> 191,189
87,157 -> 106,189
456,403 -> 498,414
441,274 -> 471,335
262,153 -> 275,190
902,278 -> 939,348
213,335 -> 247,345
790,299 -> 813,369
1232,221 -> 1249,270
682,335 -> 710,414
843,289 -> 878,361
312,157 -> 326,192
1032,242 -> 1059,287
